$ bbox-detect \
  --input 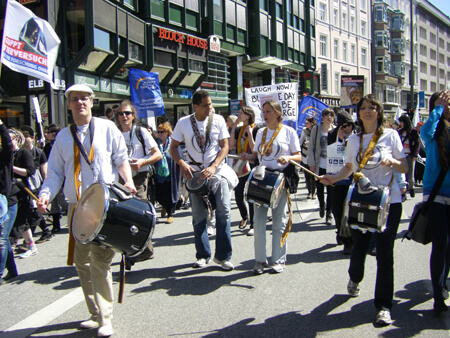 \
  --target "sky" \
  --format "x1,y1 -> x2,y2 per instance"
427,0 -> 450,18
